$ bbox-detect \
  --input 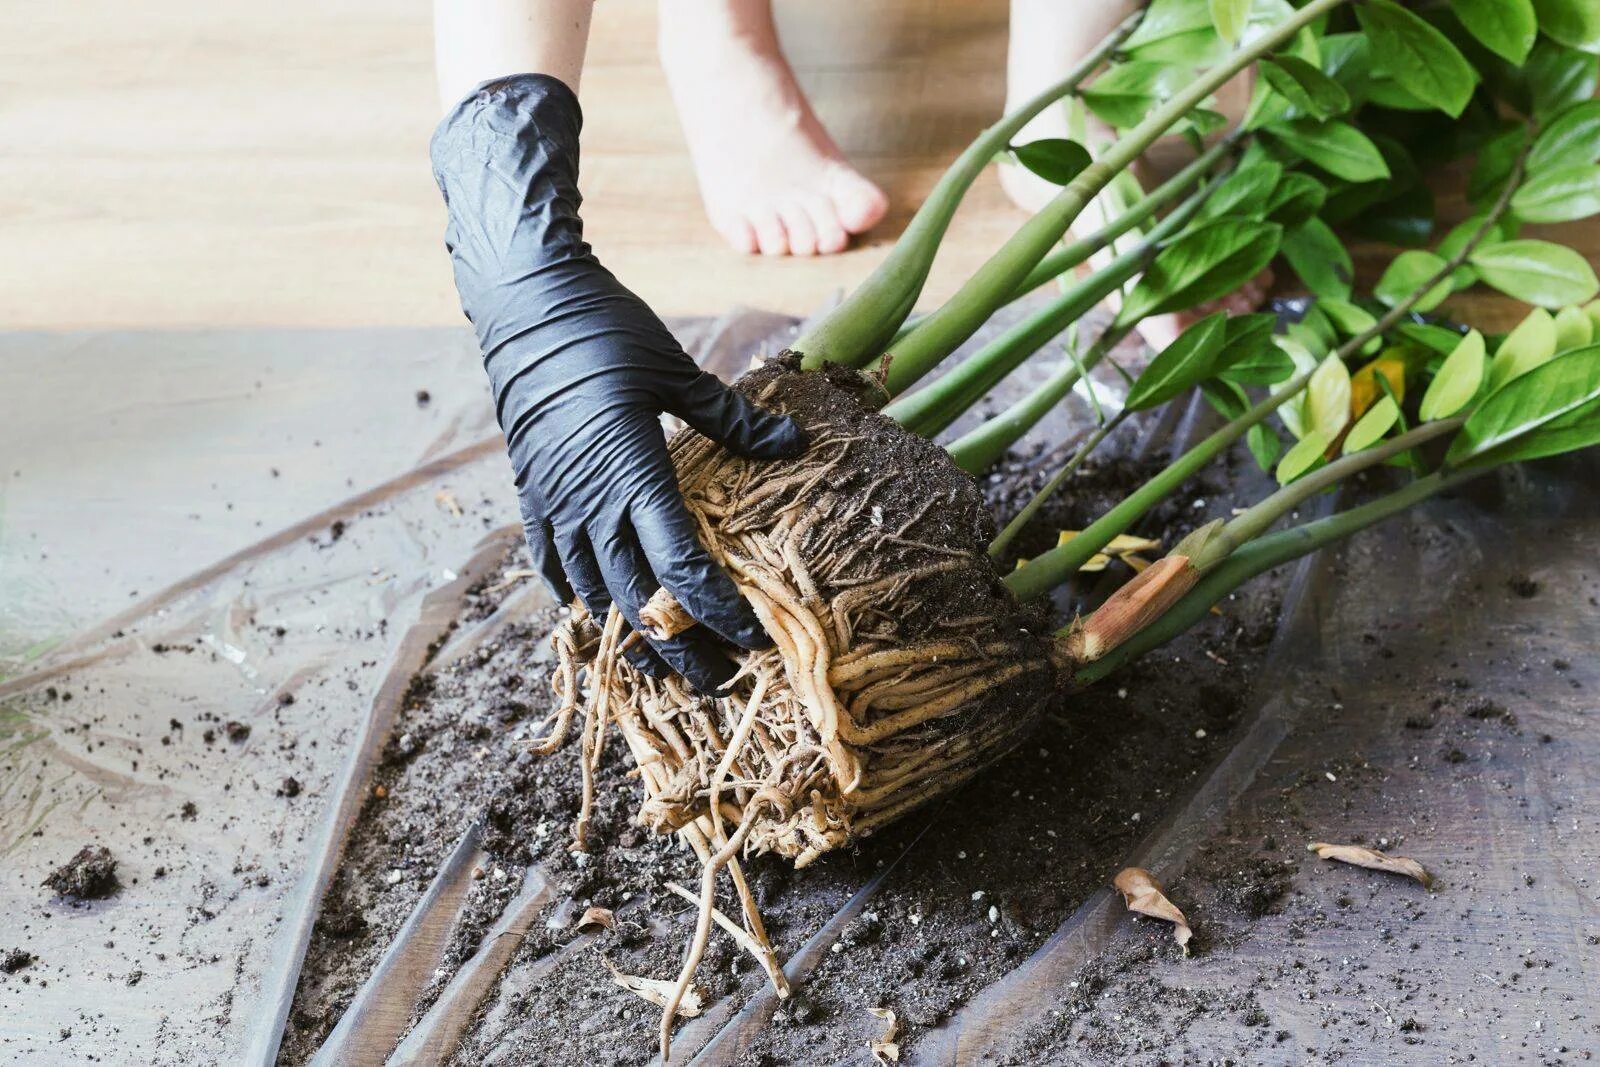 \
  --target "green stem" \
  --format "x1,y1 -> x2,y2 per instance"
1191,415 -> 1465,570
1011,133 -> 1242,302
989,411 -> 1129,558
877,0 -> 1347,383
793,11 -> 1143,371
1072,470 -> 1475,684
948,322 -> 1136,475
881,169 -> 1215,403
